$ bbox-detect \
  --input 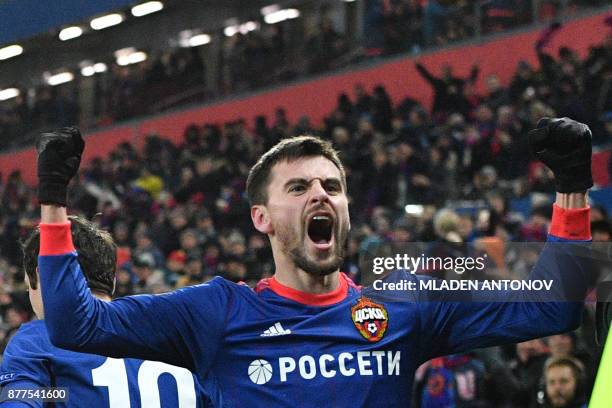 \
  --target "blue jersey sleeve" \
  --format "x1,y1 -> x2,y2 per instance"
0,323 -> 50,408
416,205 -> 592,361
38,223 -> 229,372
416,241 -> 588,359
